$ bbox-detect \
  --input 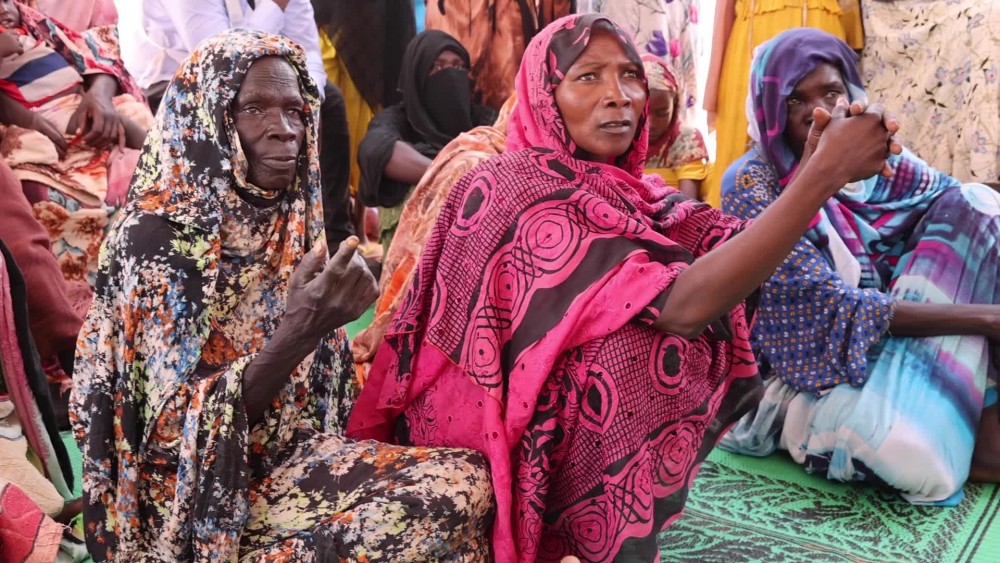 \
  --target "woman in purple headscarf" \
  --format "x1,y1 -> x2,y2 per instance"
721,28 -> 1000,506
